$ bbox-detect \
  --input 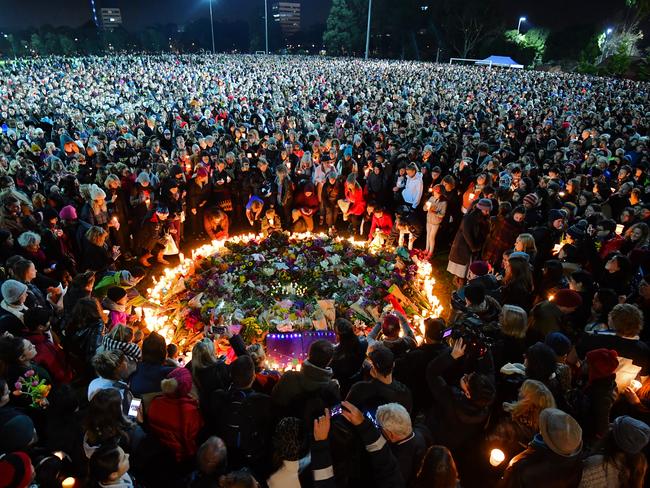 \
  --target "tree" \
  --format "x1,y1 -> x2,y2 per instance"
505,28 -> 549,66
59,35 -> 77,56
30,33 -> 43,55
323,0 -> 364,55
